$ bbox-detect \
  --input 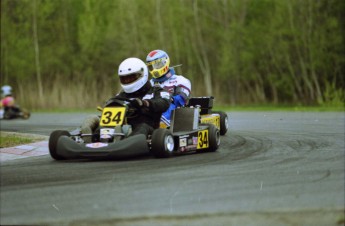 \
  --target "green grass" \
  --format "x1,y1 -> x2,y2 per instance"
0,132 -> 46,148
